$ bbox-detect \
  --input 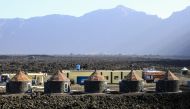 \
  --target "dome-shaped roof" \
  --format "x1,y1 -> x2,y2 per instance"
11,70 -> 31,81
181,67 -> 189,71
88,70 -> 105,81
49,70 -> 70,81
124,70 -> 143,81
164,70 -> 179,80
